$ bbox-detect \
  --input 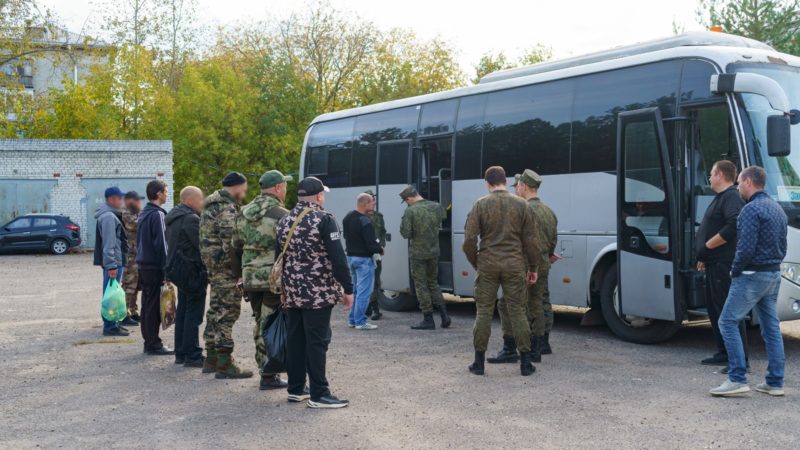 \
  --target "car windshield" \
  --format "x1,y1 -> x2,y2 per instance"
734,64 -> 800,212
